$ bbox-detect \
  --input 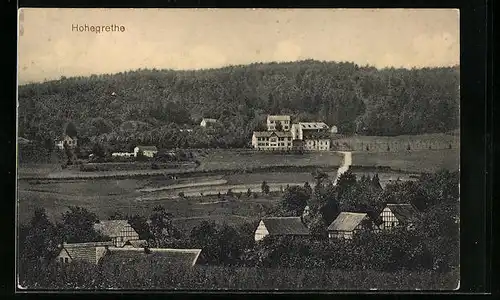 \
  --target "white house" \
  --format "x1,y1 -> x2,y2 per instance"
251,131 -> 293,151
266,115 -> 291,131
134,146 -> 158,158
54,241 -> 114,265
200,118 -> 217,127
327,212 -> 372,239
379,203 -> 419,230
254,217 -> 309,242
291,122 -> 330,140
93,220 -> 141,247
55,135 -> 78,150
